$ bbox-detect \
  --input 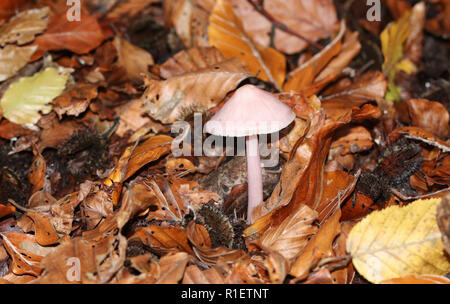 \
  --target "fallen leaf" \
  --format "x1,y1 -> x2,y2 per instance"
142,57 -> 249,123
30,10 -> 105,61
0,45 -> 37,82
52,83 -> 98,119
231,0 -> 338,54
406,98 -> 450,139
0,204 -> 15,219
155,251 -> 190,284
0,67 -> 69,125
0,7 -> 49,46
437,196 -> 450,255
182,264 -> 226,284
208,0 -> 286,89
26,212 -> 59,246
112,36 -> 154,83
380,274 -> 450,284
347,198 -> 450,283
